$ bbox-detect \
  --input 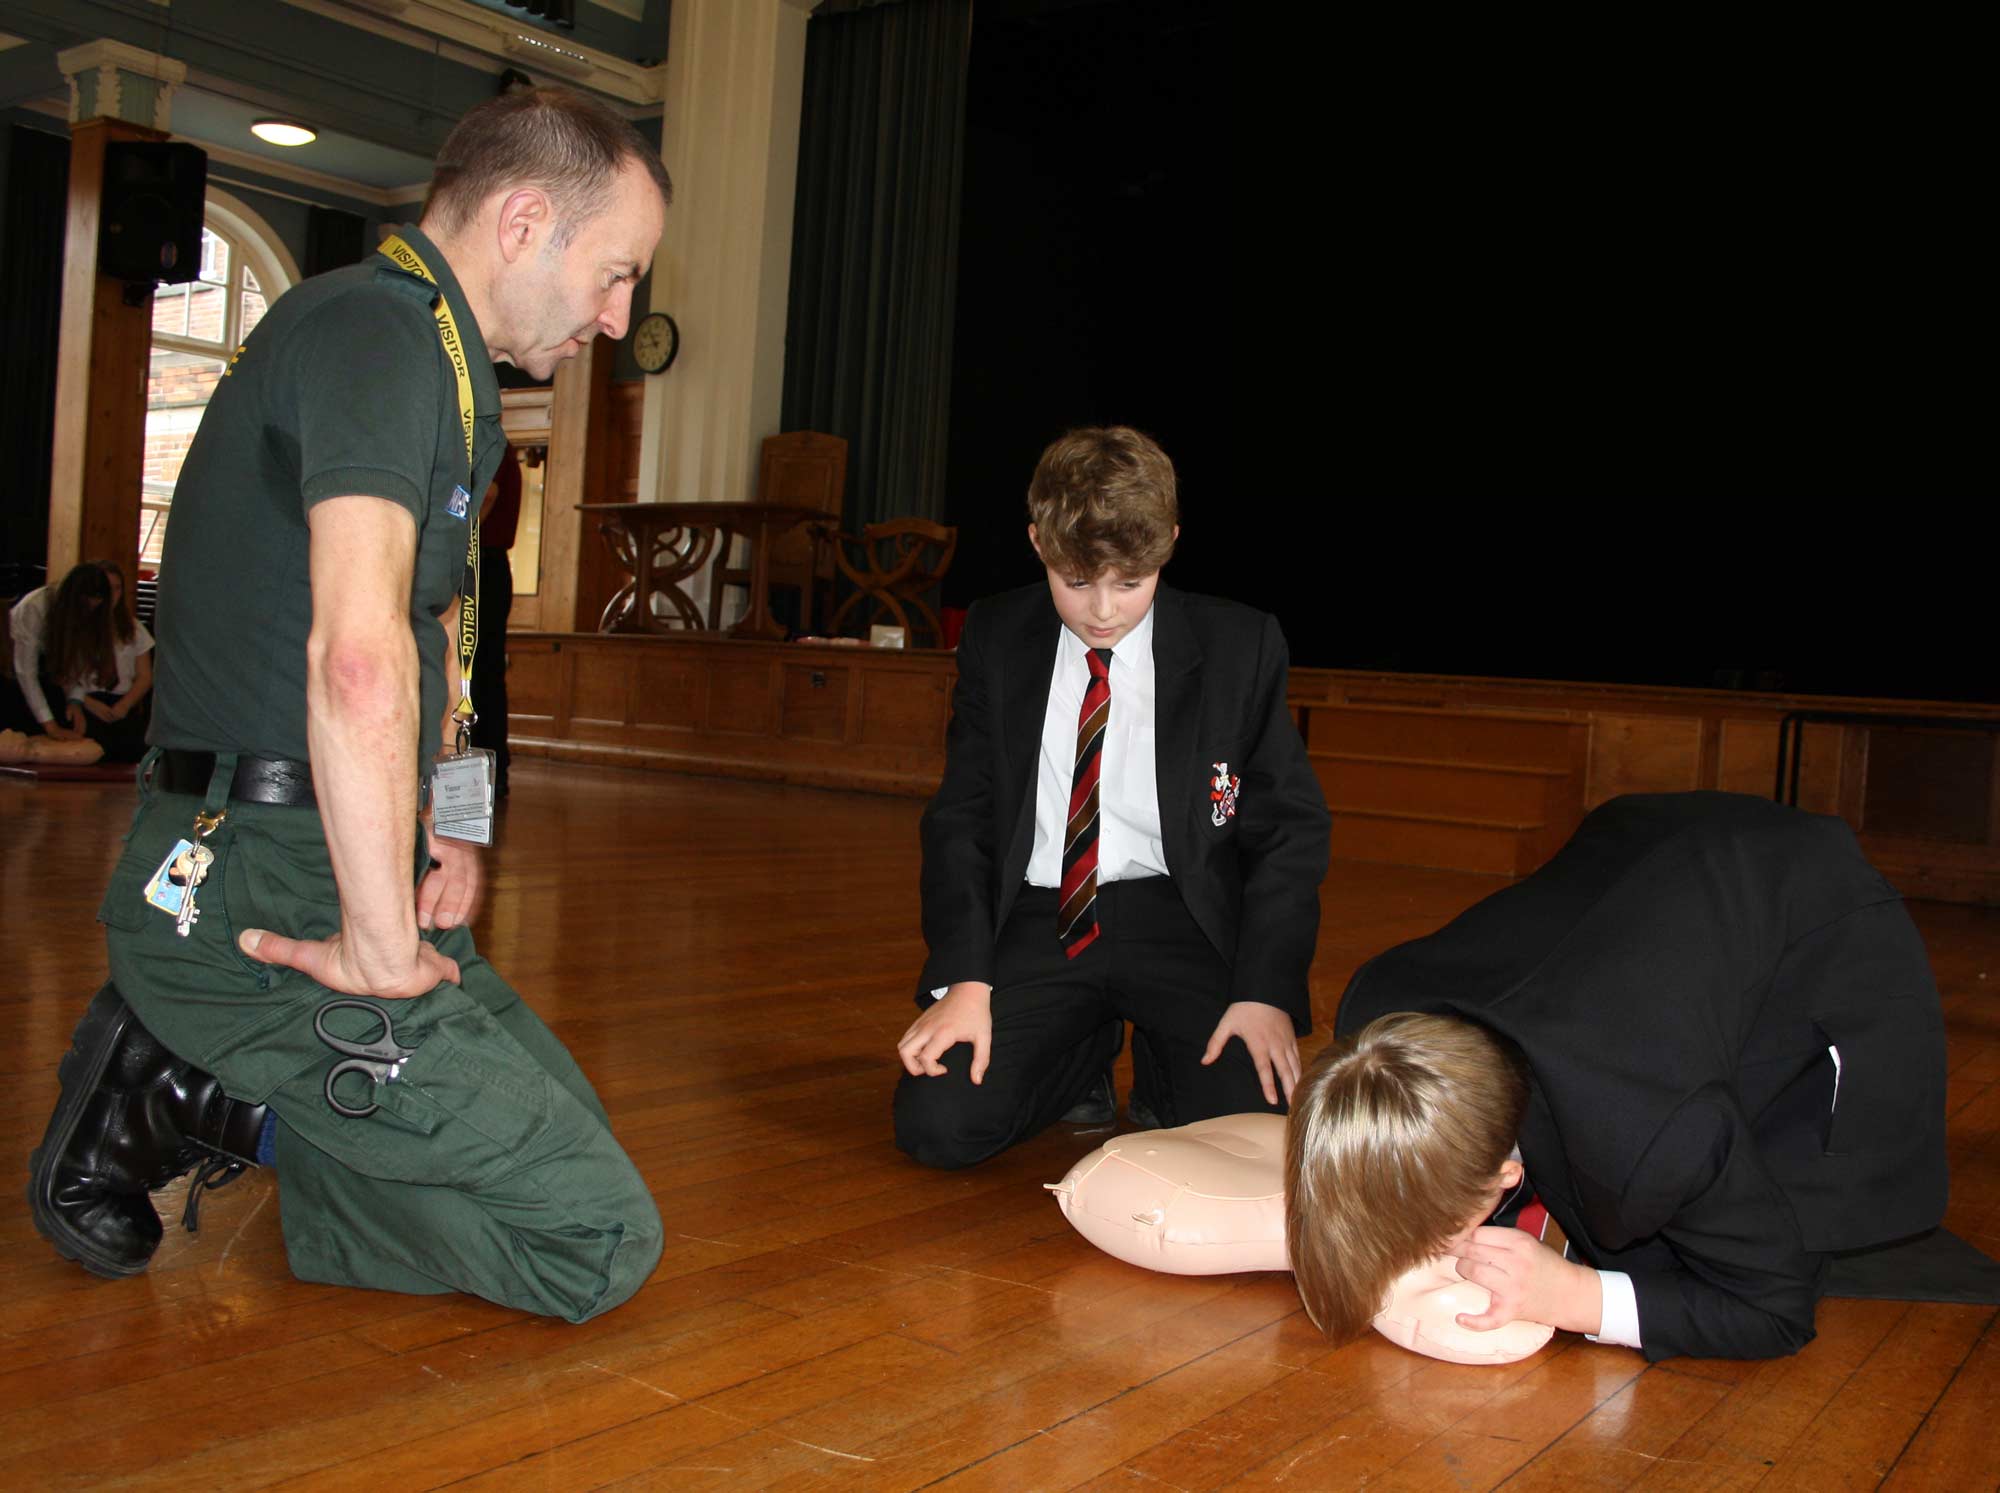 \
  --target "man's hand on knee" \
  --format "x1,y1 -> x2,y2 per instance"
239,926 -> 461,999
1200,1000 -> 1300,1105
417,820 -> 483,931
898,982 -> 993,1083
